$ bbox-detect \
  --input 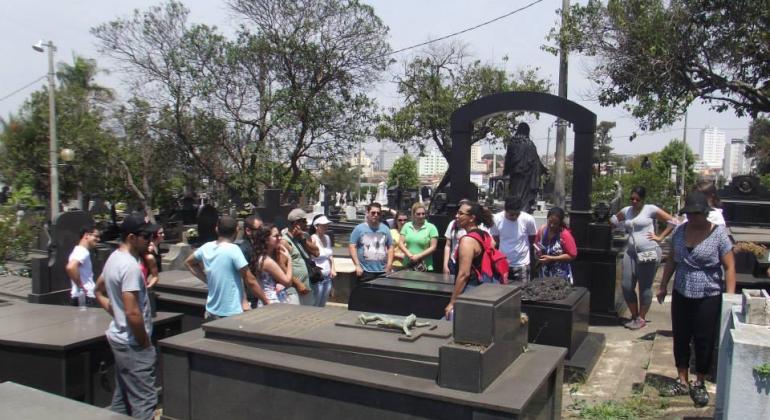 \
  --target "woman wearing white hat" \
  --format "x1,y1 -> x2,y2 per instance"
311,215 -> 336,307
